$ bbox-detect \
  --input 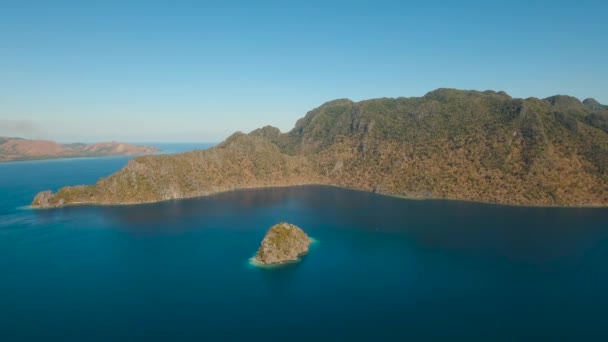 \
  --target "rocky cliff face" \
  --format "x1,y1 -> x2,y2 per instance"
32,89 -> 608,207
32,191 -> 64,208
255,223 -> 311,265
